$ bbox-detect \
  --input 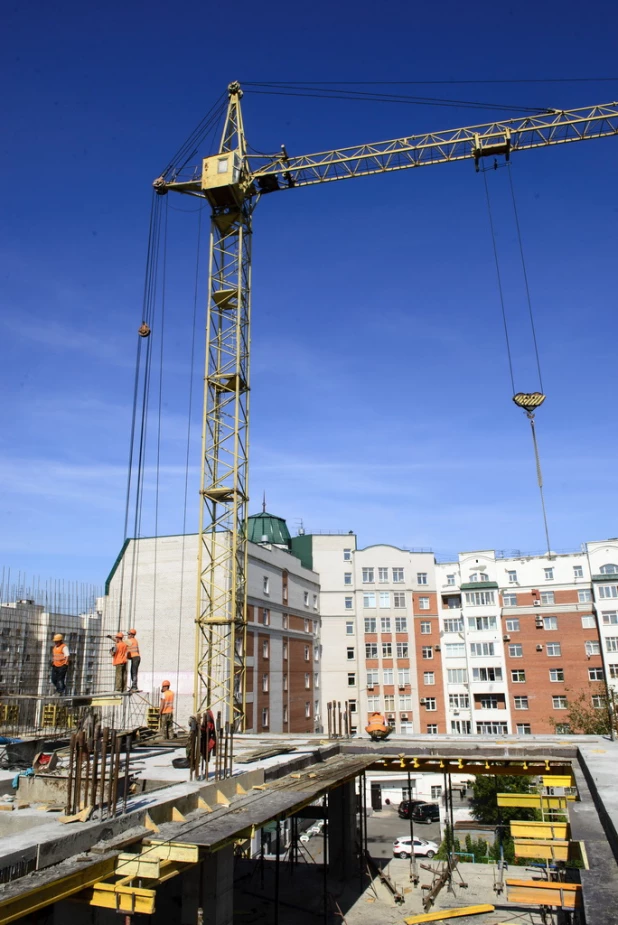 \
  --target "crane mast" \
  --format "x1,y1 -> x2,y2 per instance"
156,84 -> 618,736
